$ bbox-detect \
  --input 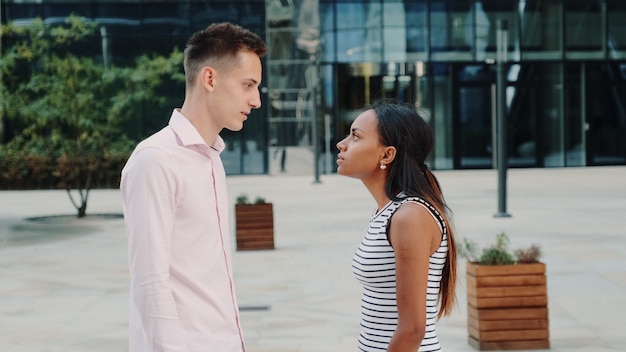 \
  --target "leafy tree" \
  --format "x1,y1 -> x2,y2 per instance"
0,15 -> 184,217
